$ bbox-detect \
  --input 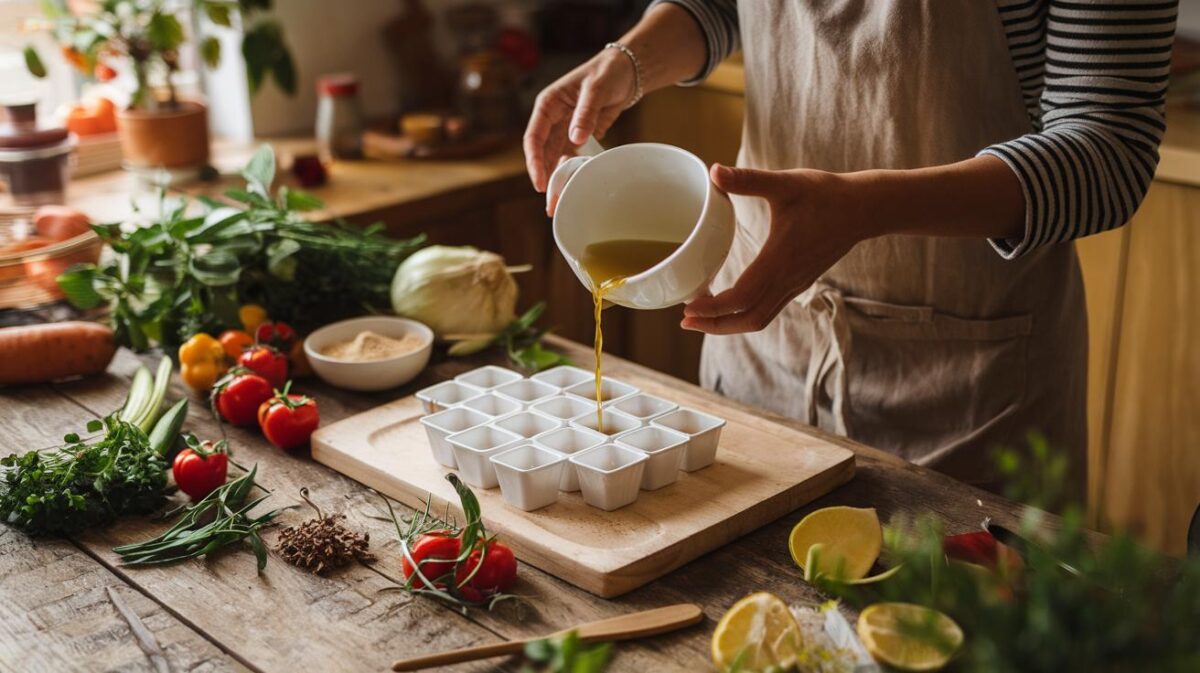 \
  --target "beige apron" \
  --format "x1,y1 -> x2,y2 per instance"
701,0 -> 1088,496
